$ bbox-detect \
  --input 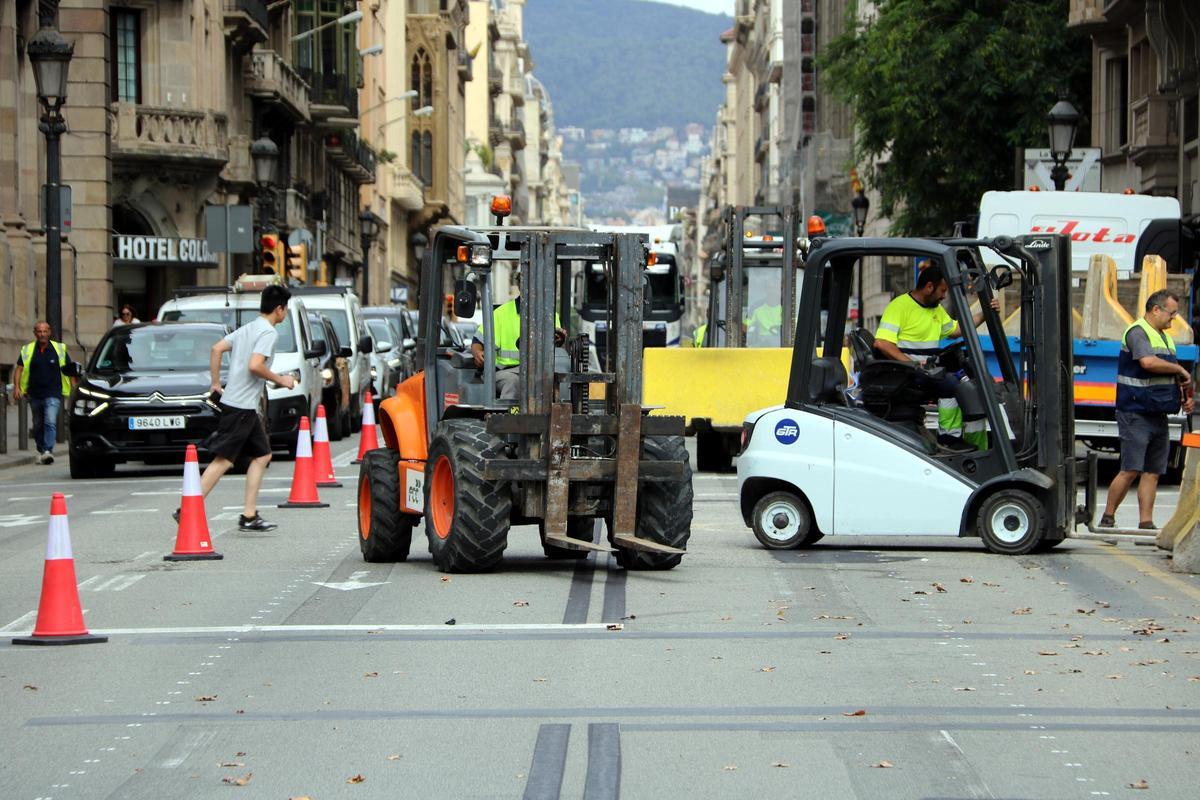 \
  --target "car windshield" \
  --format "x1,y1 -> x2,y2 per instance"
319,309 -> 352,350
93,327 -> 226,373
366,319 -> 393,348
160,308 -> 297,352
